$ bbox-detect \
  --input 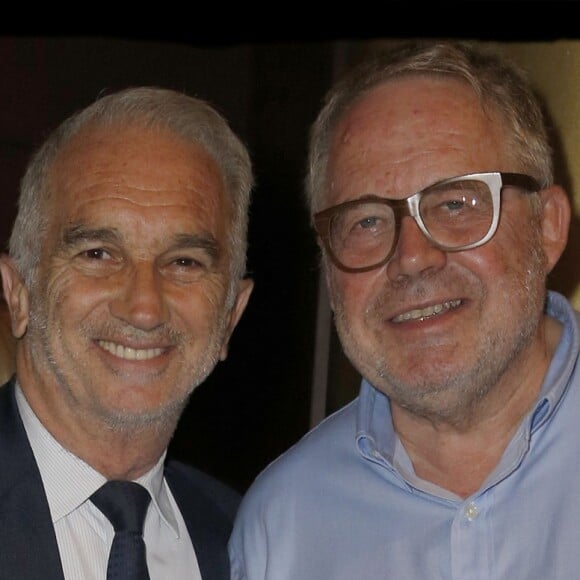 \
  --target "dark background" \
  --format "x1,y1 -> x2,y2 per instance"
0,17 -> 577,493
